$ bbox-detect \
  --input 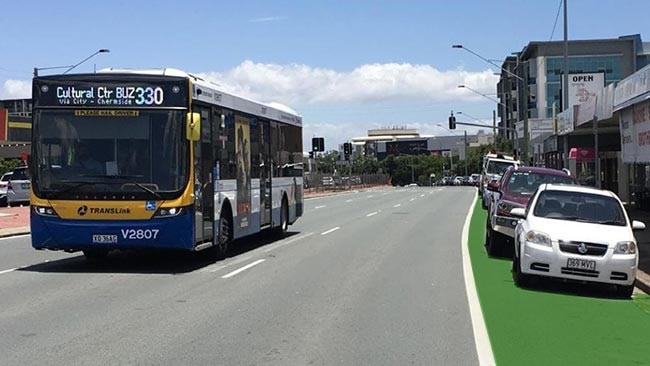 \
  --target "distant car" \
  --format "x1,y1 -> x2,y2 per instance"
485,166 -> 577,256
511,184 -> 645,298
408,183 -> 418,187
470,173 -> 480,186
7,166 -> 30,206
480,152 -> 519,205
0,171 -> 13,206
